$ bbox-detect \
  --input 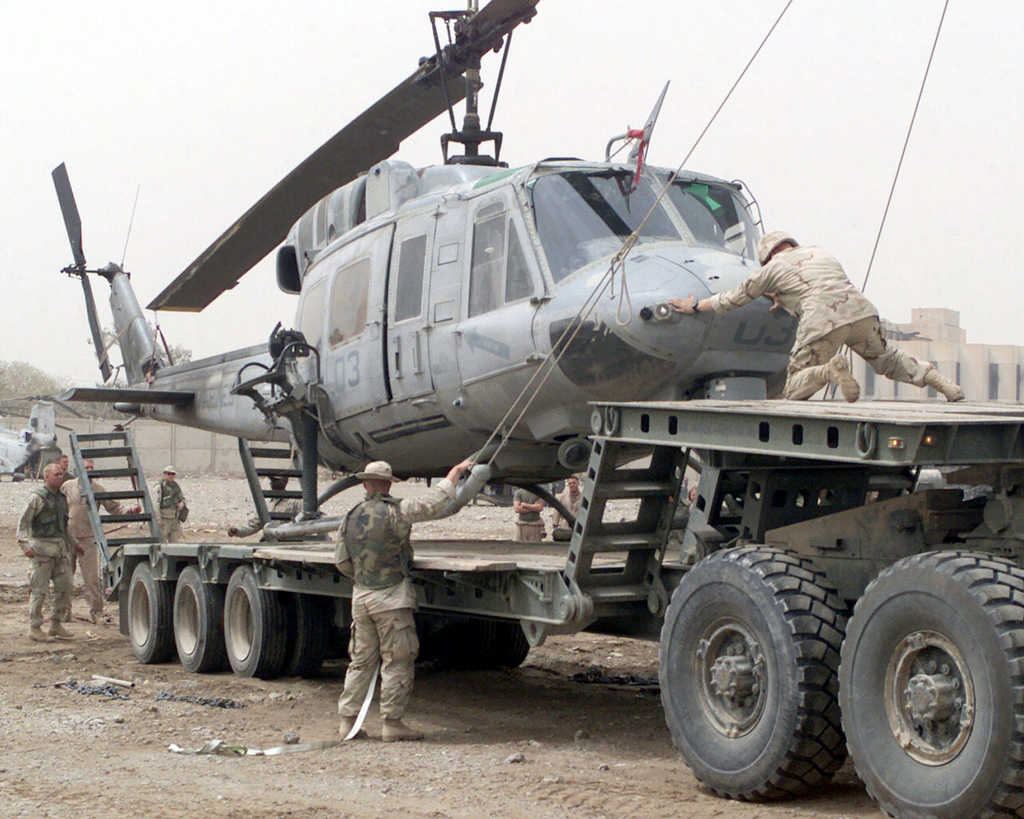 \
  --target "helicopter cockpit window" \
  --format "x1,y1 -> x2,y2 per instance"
664,181 -> 757,259
529,171 -> 680,283
394,235 -> 427,322
328,258 -> 371,346
299,279 -> 326,350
